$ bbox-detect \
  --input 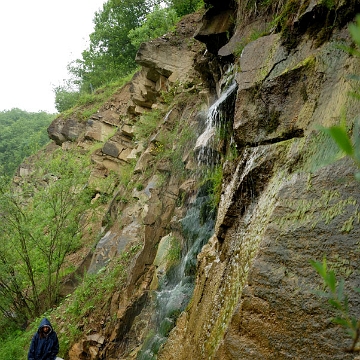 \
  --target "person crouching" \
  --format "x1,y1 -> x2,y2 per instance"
28,318 -> 59,360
